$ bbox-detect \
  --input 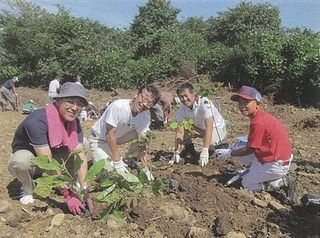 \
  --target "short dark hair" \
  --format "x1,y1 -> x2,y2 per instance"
176,82 -> 194,96
138,84 -> 160,105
